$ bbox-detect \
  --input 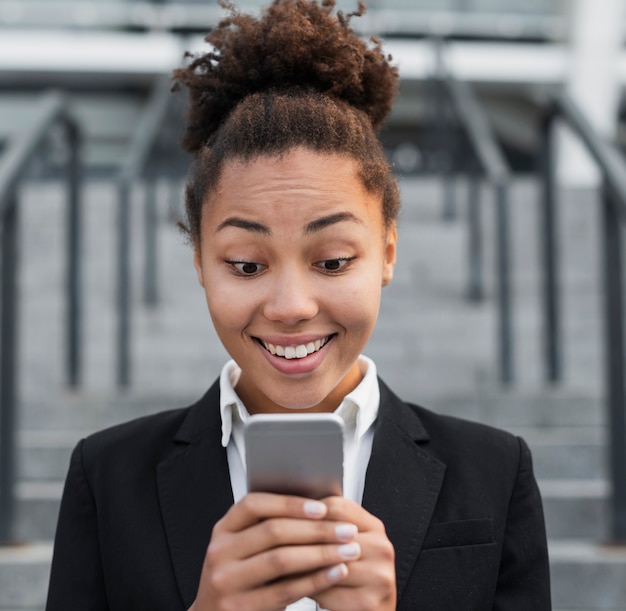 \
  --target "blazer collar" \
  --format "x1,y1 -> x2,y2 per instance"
156,377 -> 446,608
362,379 -> 446,602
